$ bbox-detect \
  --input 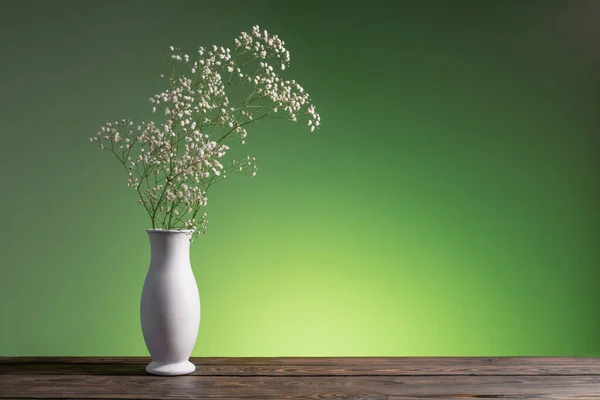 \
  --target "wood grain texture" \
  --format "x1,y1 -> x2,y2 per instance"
2,357 -> 600,376
0,357 -> 599,399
